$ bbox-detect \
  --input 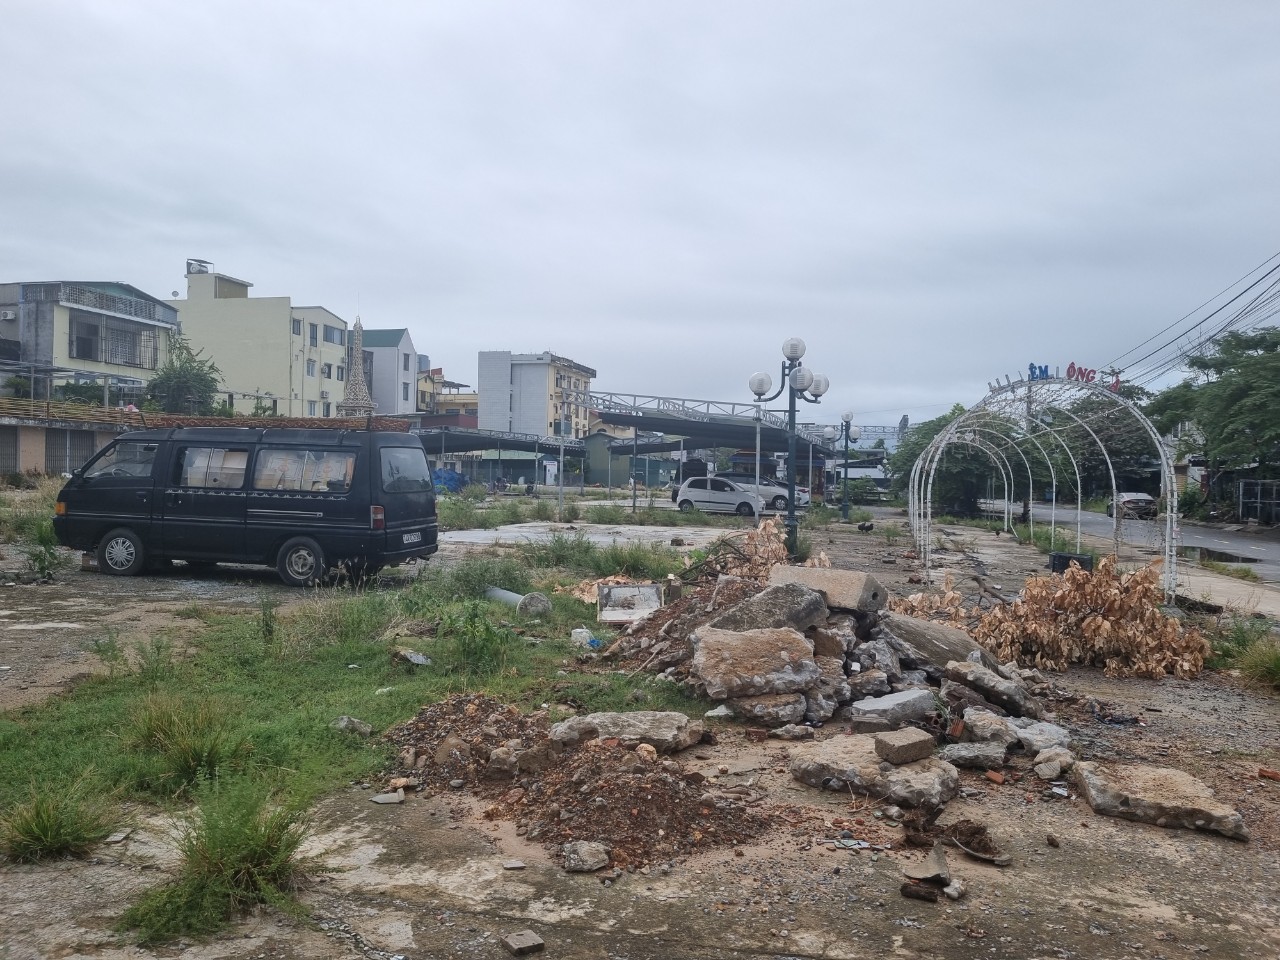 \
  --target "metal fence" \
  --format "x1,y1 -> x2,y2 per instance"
1238,480 -> 1280,525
